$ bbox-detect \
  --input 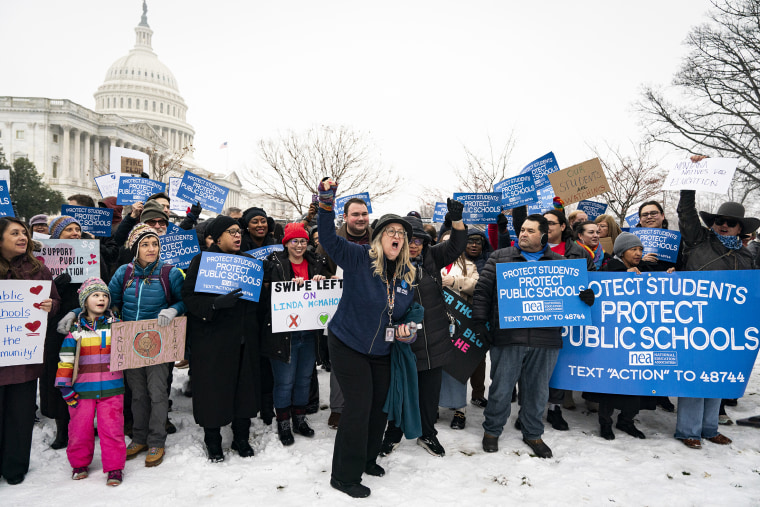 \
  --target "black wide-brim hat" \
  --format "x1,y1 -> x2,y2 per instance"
699,201 -> 760,233
371,214 -> 413,242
